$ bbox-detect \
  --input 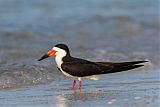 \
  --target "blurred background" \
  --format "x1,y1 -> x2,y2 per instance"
0,0 -> 159,87
0,0 -> 159,107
